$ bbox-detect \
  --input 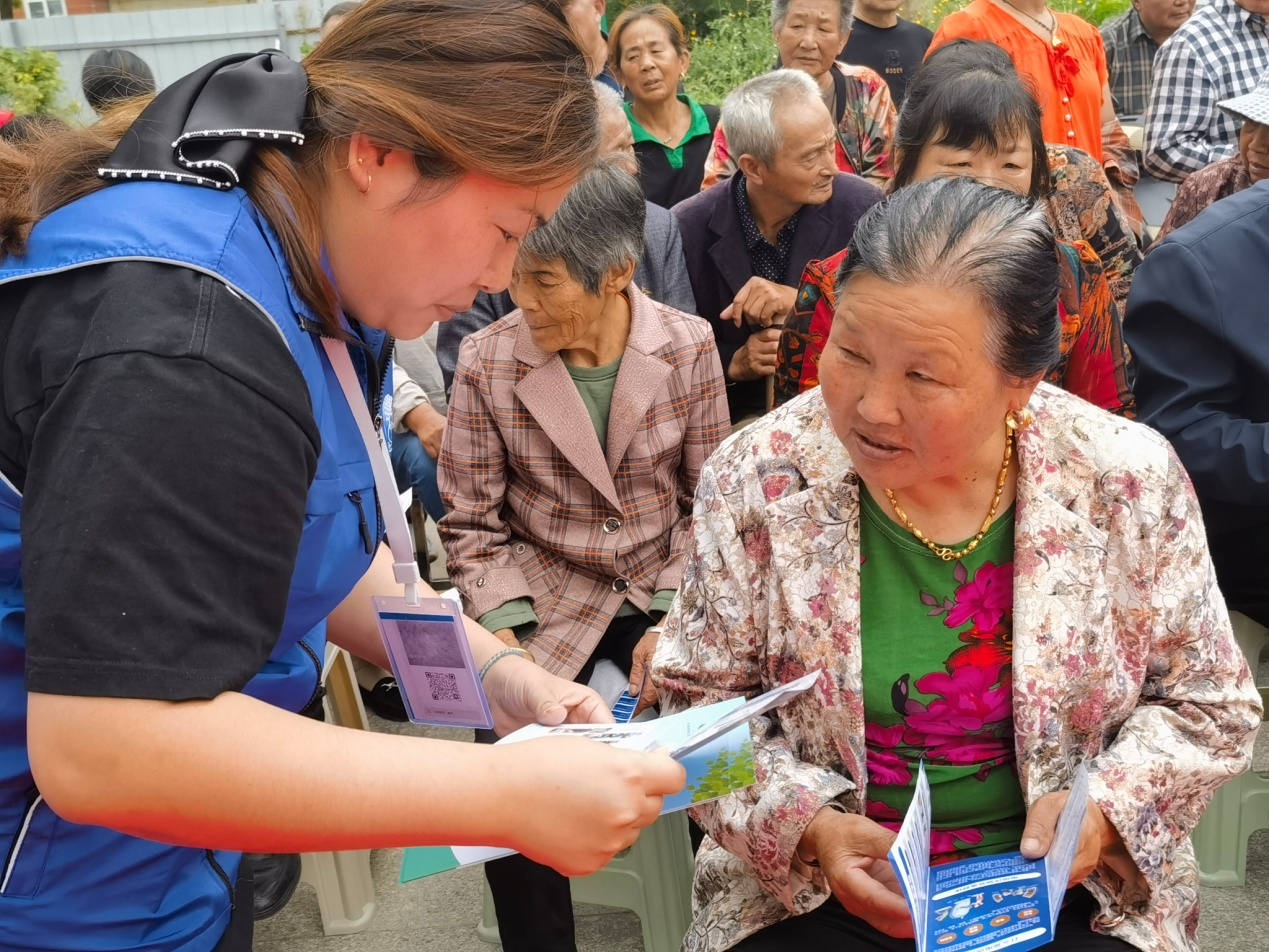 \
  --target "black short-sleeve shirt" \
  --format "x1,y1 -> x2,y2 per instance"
0,261 -> 321,700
